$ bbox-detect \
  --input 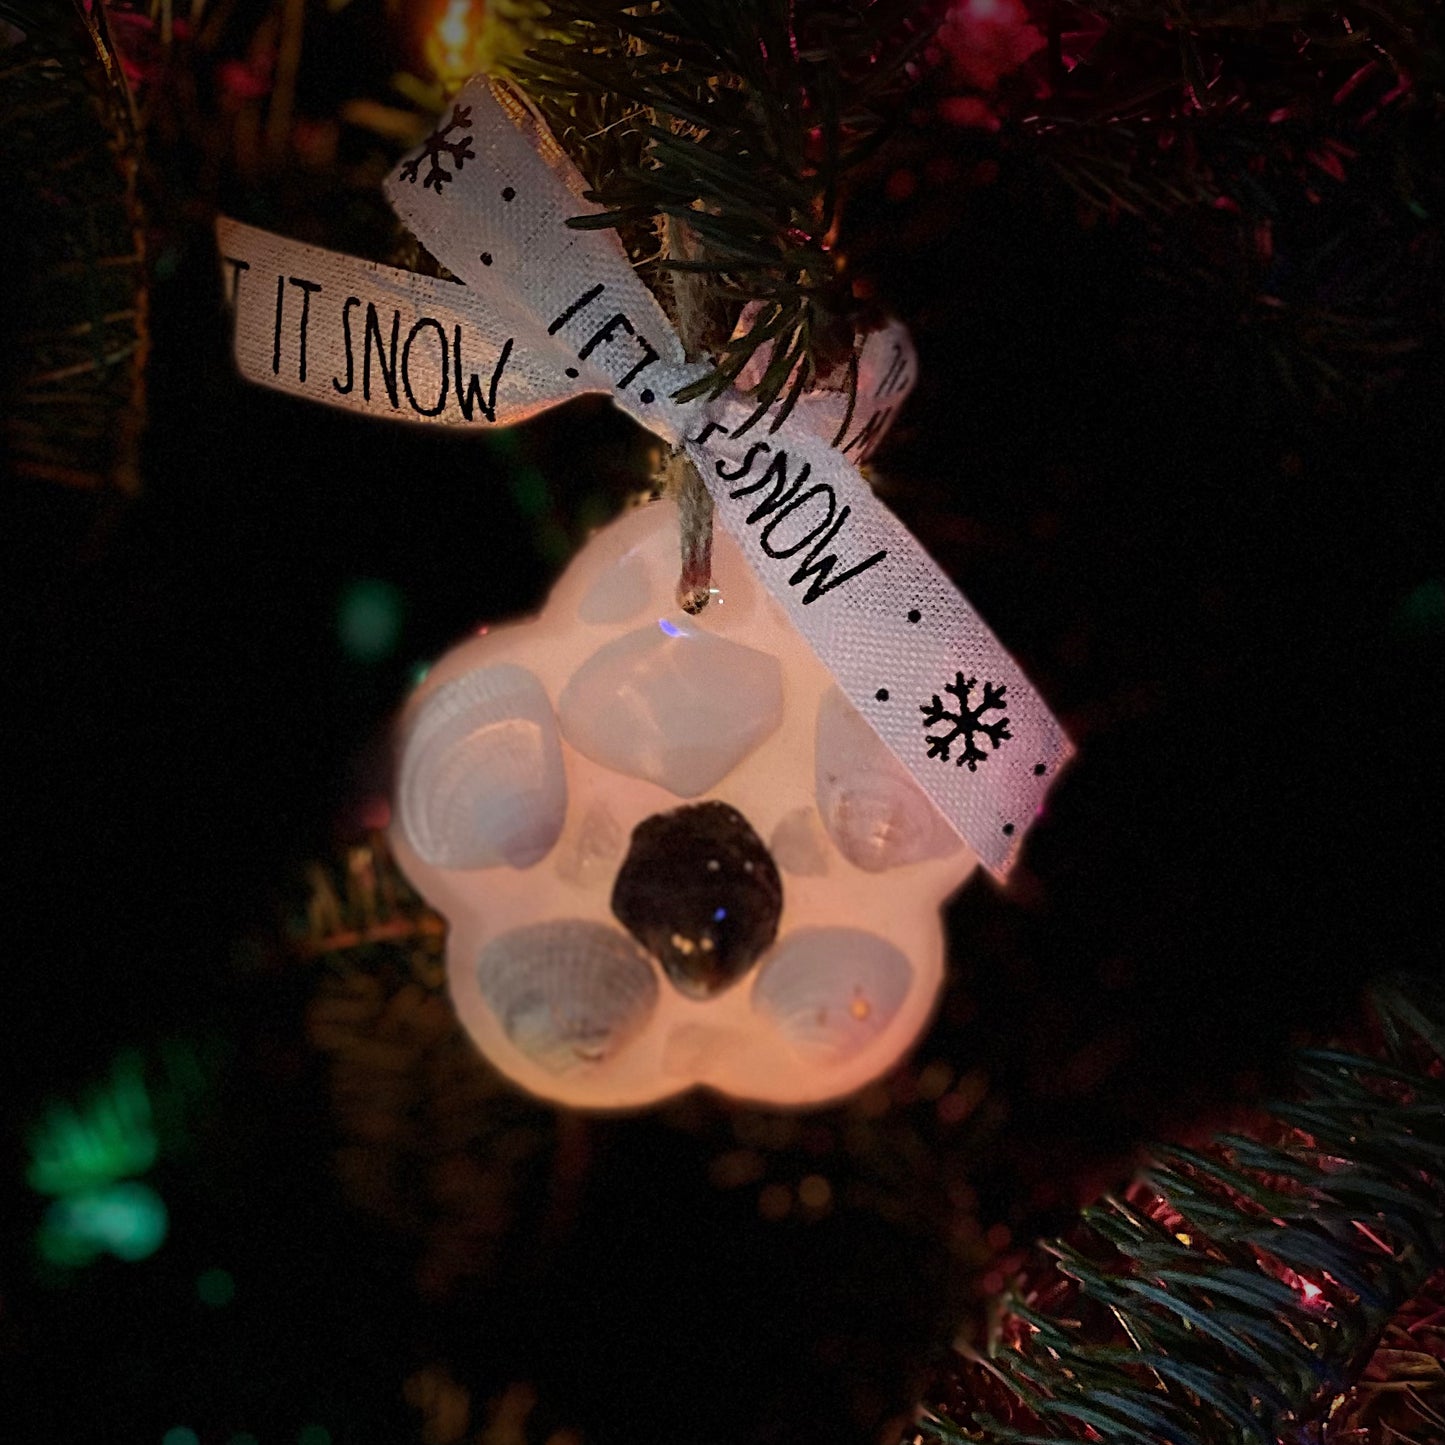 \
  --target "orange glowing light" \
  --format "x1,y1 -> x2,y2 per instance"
426,0 -> 482,90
